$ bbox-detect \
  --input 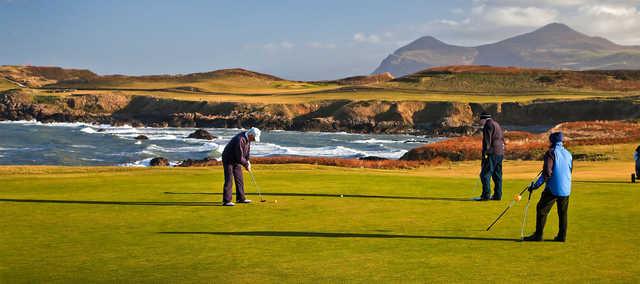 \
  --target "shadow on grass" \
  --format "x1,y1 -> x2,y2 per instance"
164,192 -> 473,202
0,198 -> 221,206
574,180 -> 631,185
159,231 -> 516,242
